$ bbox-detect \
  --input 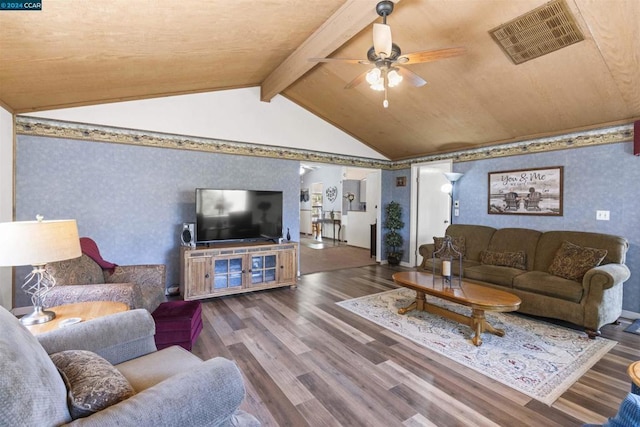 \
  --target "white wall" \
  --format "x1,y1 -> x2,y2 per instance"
24,87 -> 388,161
344,171 -> 380,249
0,107 -> 13,309
344,211 -> 370,248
